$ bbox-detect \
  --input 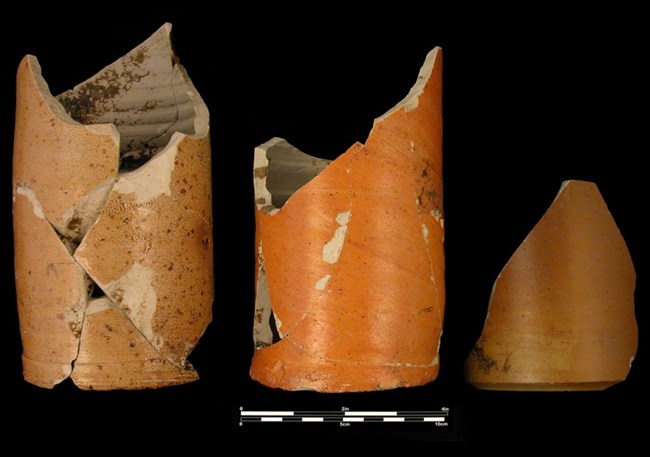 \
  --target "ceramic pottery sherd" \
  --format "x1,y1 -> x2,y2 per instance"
465,180 -> 637,391
13,23 -> 213,390
250,48 -> 444,392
